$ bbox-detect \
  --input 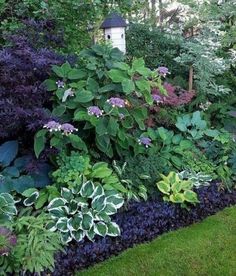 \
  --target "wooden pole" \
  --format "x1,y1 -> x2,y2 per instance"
188,65 -> 193,92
